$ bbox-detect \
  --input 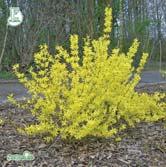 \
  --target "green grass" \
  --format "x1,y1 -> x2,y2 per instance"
0,71 -> 16,80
